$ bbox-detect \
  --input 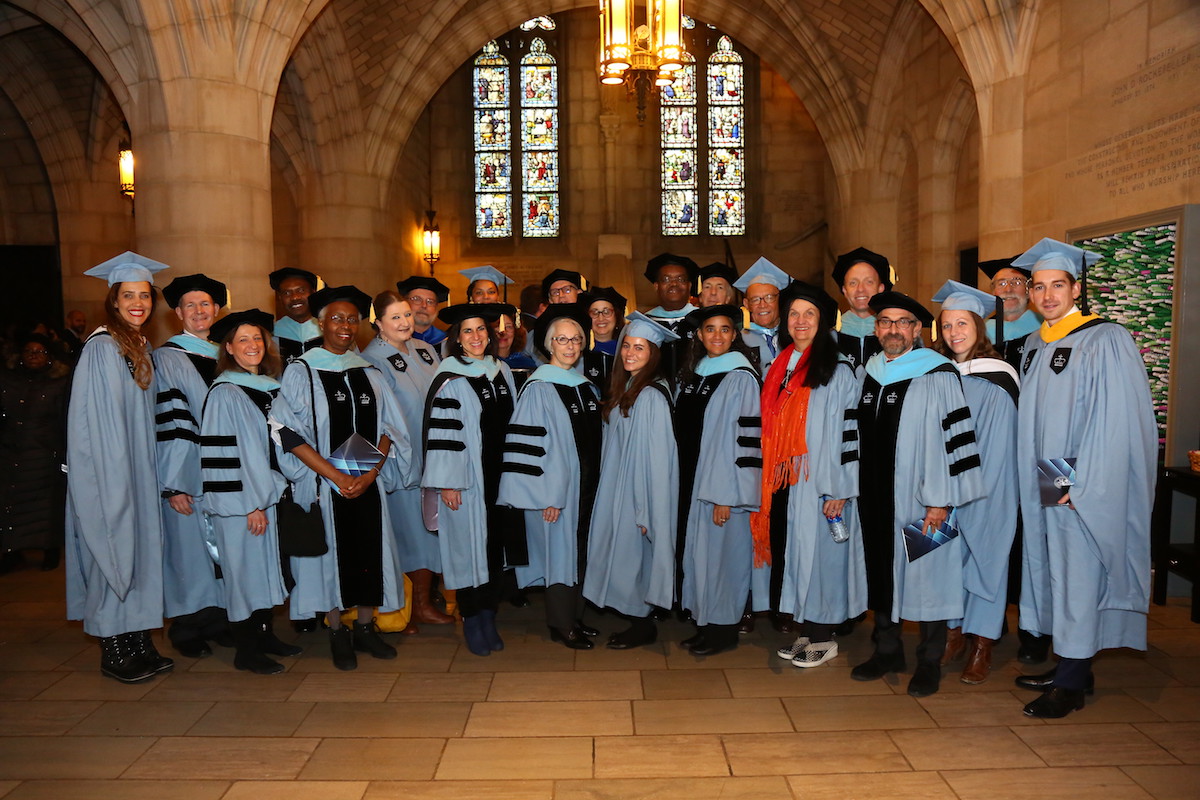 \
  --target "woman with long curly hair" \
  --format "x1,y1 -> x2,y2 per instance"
66,252 -> 174,683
